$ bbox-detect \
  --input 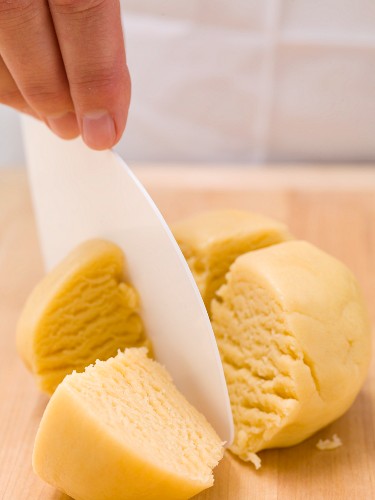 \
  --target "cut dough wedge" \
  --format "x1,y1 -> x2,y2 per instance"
33,348 -> 224,500
17,239 -> 150,394
173,210 -> 292,314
